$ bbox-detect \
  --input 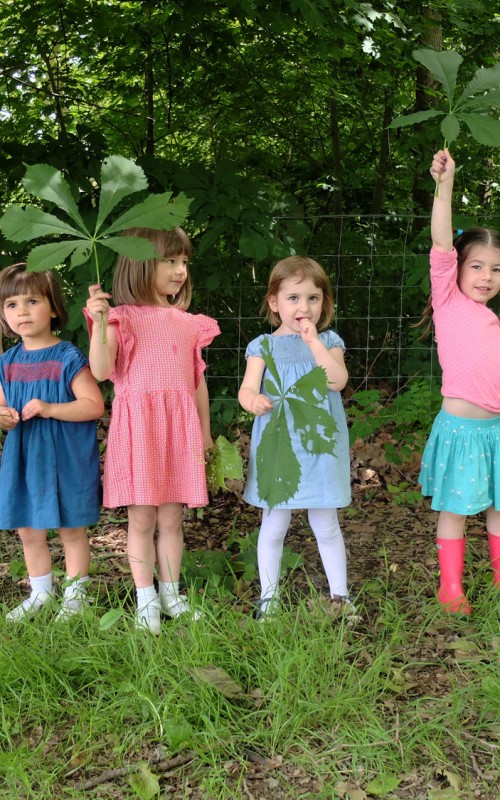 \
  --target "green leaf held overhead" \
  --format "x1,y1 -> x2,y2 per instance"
95,155 -> 148,234
0,205 -> 84,243
22,163 -> 89,233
